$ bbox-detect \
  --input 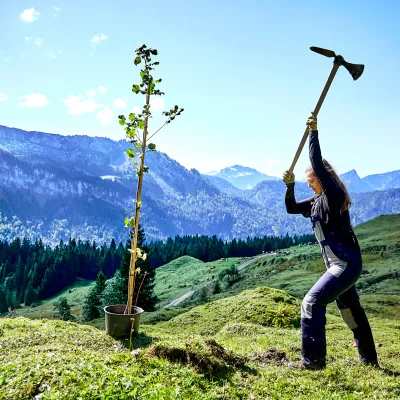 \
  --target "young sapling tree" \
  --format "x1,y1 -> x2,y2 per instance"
119,44 -> 183,314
